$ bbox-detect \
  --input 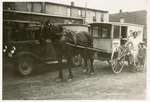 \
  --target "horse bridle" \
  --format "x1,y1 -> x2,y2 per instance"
63,29 -> 77,45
